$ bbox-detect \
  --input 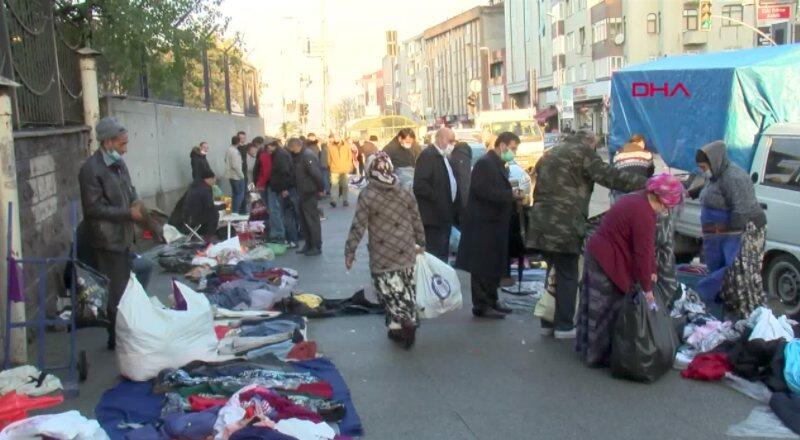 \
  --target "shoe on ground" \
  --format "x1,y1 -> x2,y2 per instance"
472,308 -> 506,319
554,328 -> 577,340
400,321 -> 416,349
304,248 -> 322,256
343,201 -> 350,207
287,242 -> 299,249
107,338 -> 116,351
296,247 -> 310,254
540,327 -> 554,337
492,303 -> 513,314
330,202 -> 337,208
